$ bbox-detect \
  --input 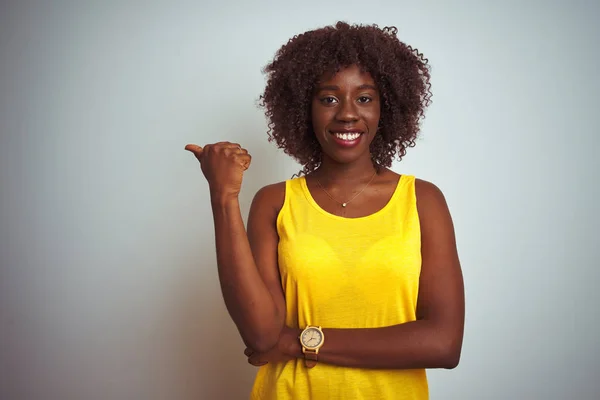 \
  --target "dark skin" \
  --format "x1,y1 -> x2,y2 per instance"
186,65 -> 465,369
183,141 -> 285,353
